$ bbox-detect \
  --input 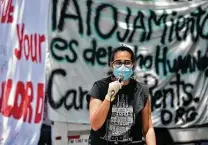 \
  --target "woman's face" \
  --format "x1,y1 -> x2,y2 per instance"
113,51 -> 132,62
111,51 -> 134,69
